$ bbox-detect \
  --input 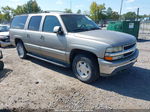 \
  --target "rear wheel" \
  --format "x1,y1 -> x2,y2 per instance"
0,61 -> 4,70
16,41 -> 27,59
72,54 -> 100,83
